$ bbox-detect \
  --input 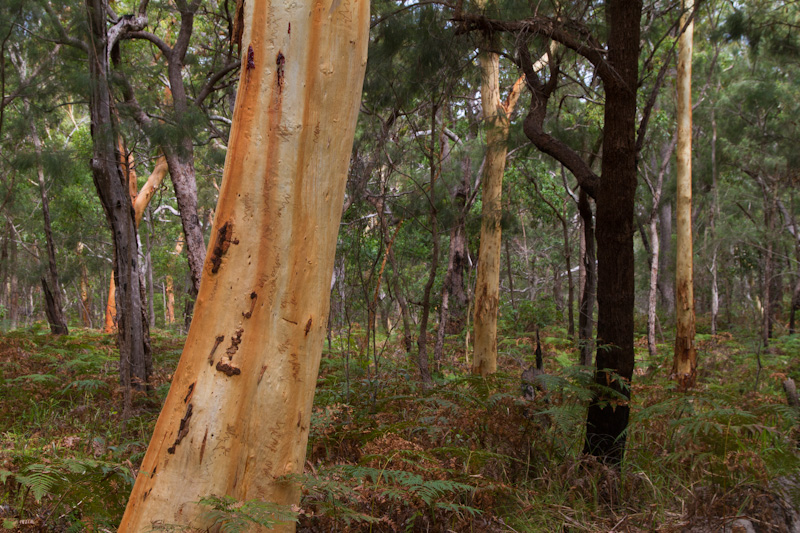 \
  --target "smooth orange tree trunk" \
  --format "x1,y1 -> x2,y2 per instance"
673,0 -> 697,390
119,0 -> 368,529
